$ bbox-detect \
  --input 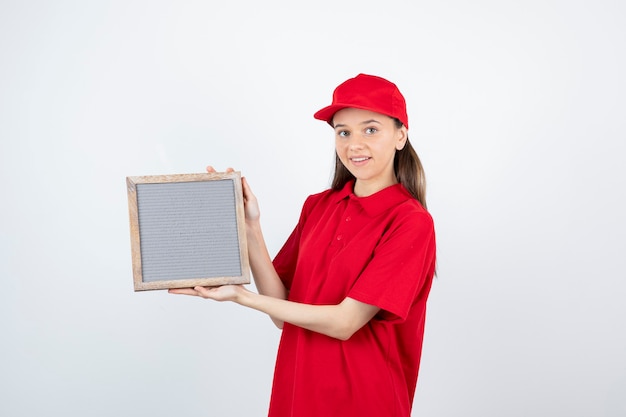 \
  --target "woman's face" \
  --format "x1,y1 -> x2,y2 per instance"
333,107 -> 407,196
